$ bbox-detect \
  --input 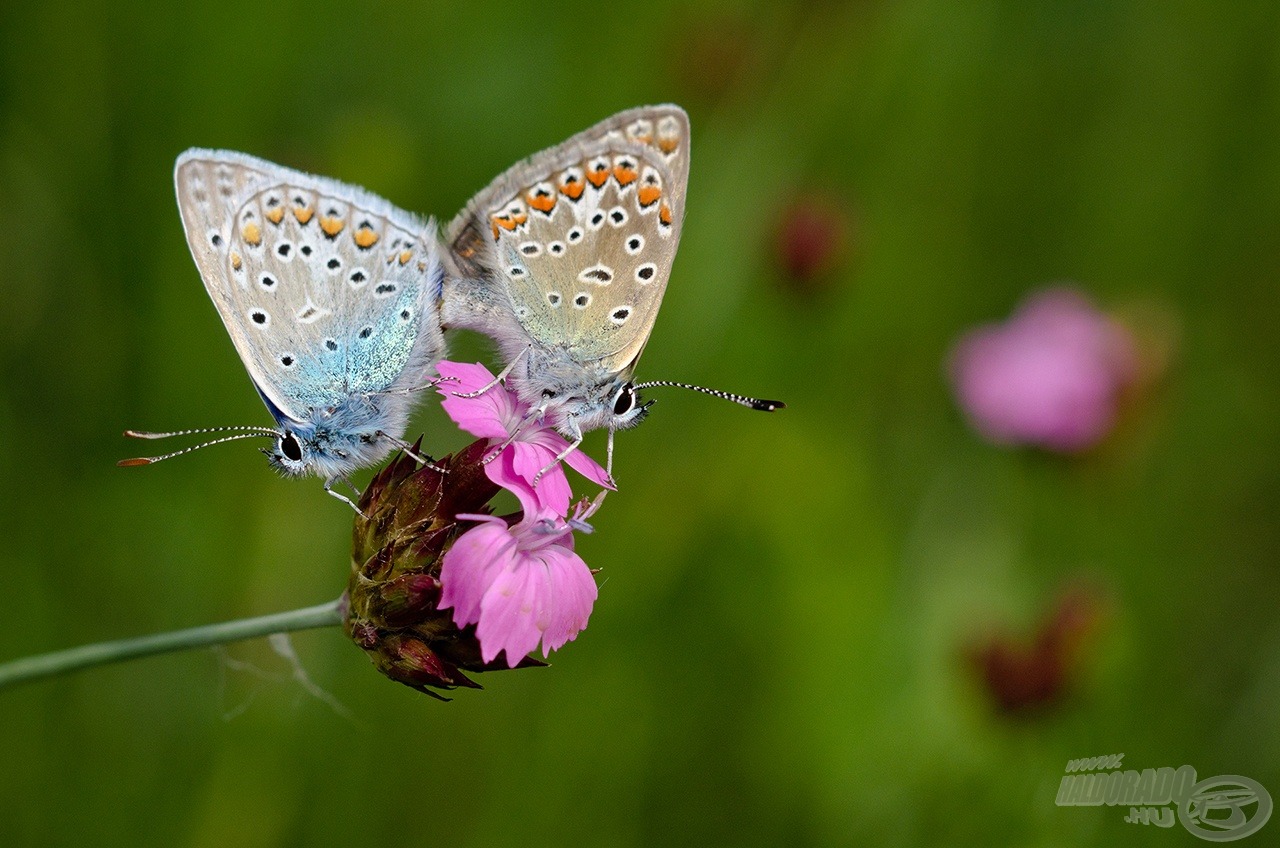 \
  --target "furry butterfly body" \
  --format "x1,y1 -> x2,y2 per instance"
125,151 -> 447,499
